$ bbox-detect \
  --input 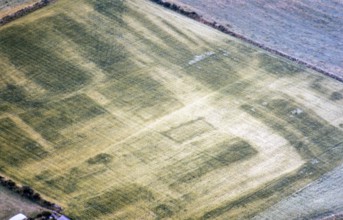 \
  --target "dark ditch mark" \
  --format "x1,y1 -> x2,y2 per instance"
177,140 -> 257,184
258,53 -> 304,76
161,118 -> 214,143
148,0 -> 343,83
263,98 -> 343,163
0,84 -> 42,108
310,78 -> 328,94
0,104 -> 11,113
85,0 -> 127,23
216,98 -> 343,219
100,73 -> 183,117
79,184 -> 154,218
160,19 -> 199,45
219,80 -> 251,97
0,84 -> 26,104
312,80 -> 343,101
20,94 -> 107,142
154,204 -> 174,219
42,164 -> 108,194
123,132 -> 175,163
200,162 -> 323,220
184,52 -> 241,91
330,91 -> 343,101
153,197 -> 188,220
35,170 -> 54,182
87,153 -> 113,165
0,118 -> 47,167
125,9 -> 195,65
36,163 -> 108,195
241,103 -> 315,160
42,14 -> 136,79
0,25 -> 90,93
241,96 -> 343,163
44,167 -> 81,194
